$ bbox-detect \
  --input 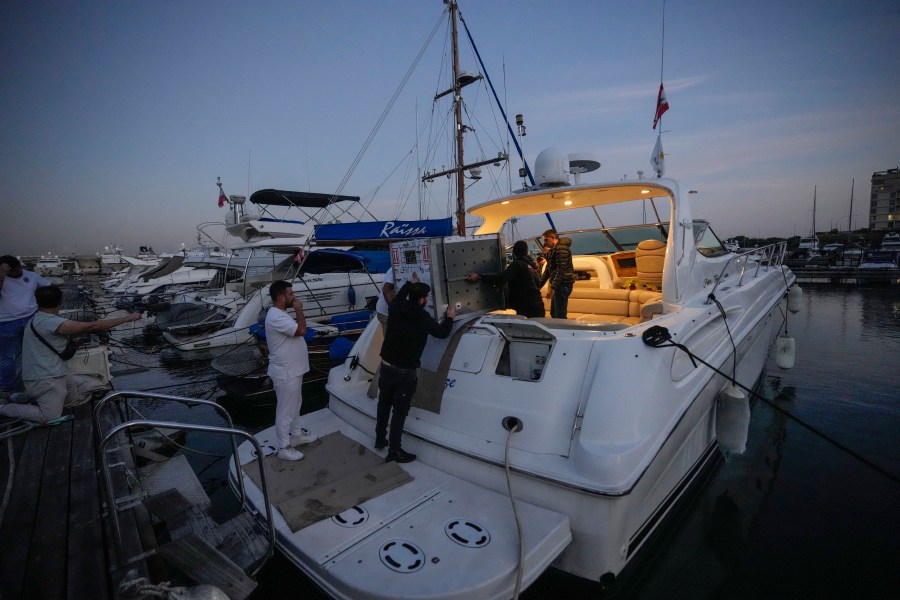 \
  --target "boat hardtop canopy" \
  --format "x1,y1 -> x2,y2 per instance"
248,189 -> 361,208
469,179 -> 679,235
